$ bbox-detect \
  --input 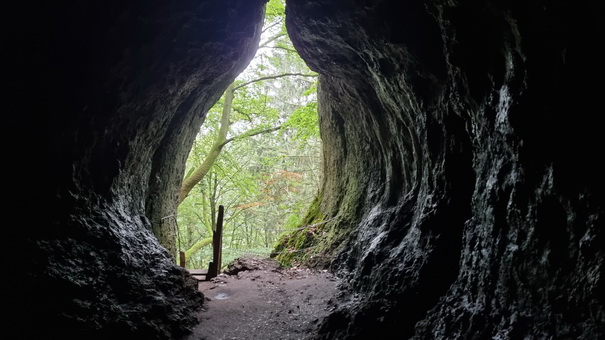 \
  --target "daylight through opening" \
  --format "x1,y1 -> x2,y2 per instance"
176,0 -> 320,271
